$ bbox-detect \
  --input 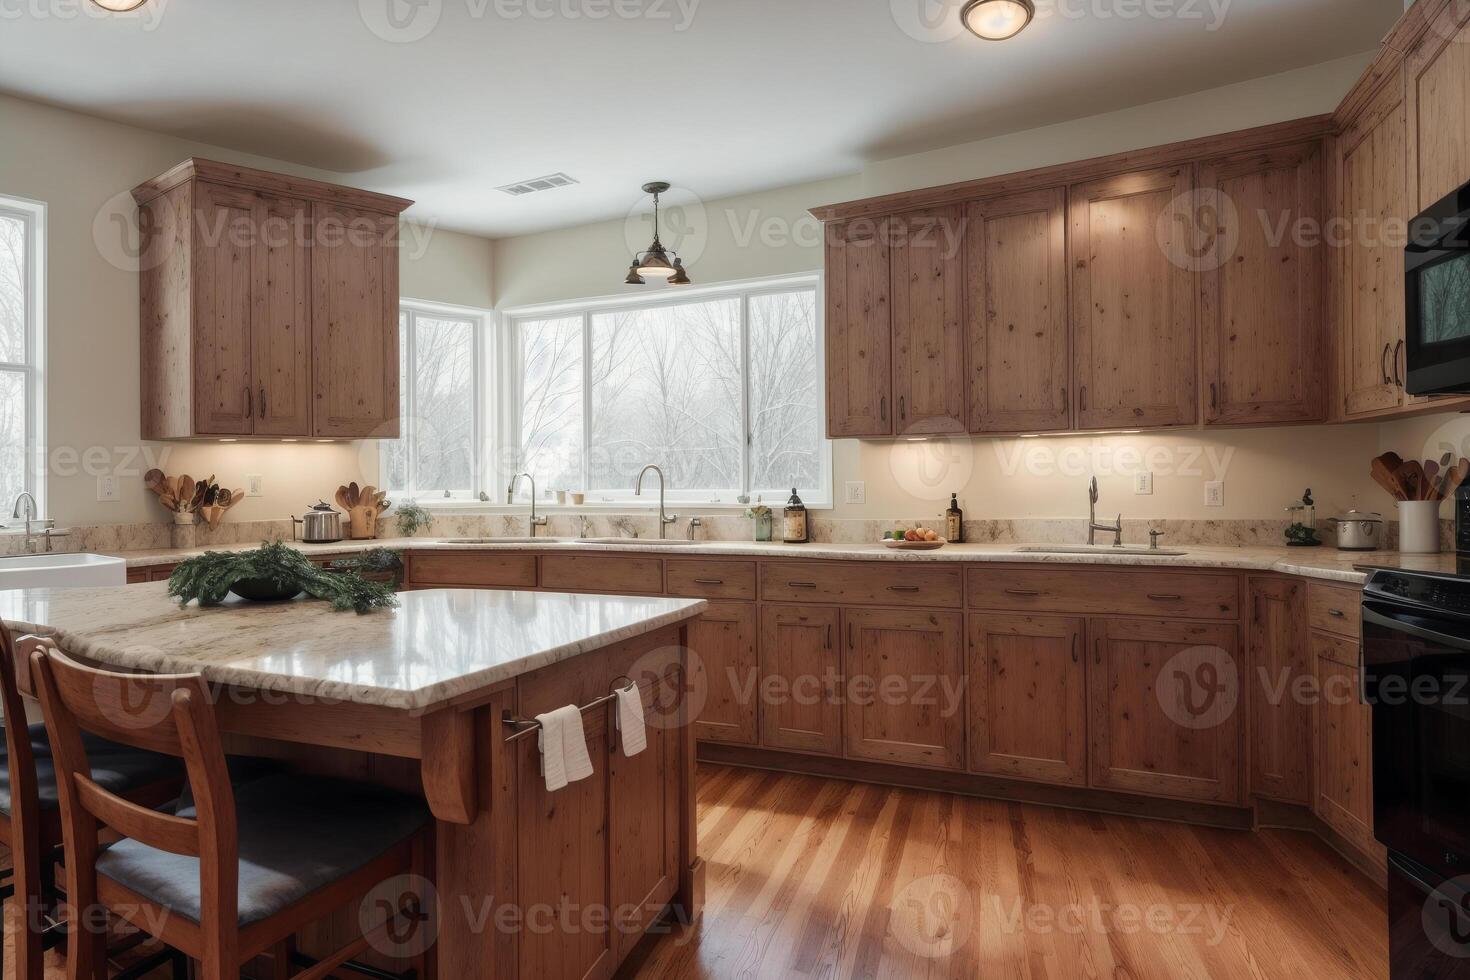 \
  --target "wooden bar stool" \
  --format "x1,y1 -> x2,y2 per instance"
0,629 -> 185,980
28,642 -> 434,980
